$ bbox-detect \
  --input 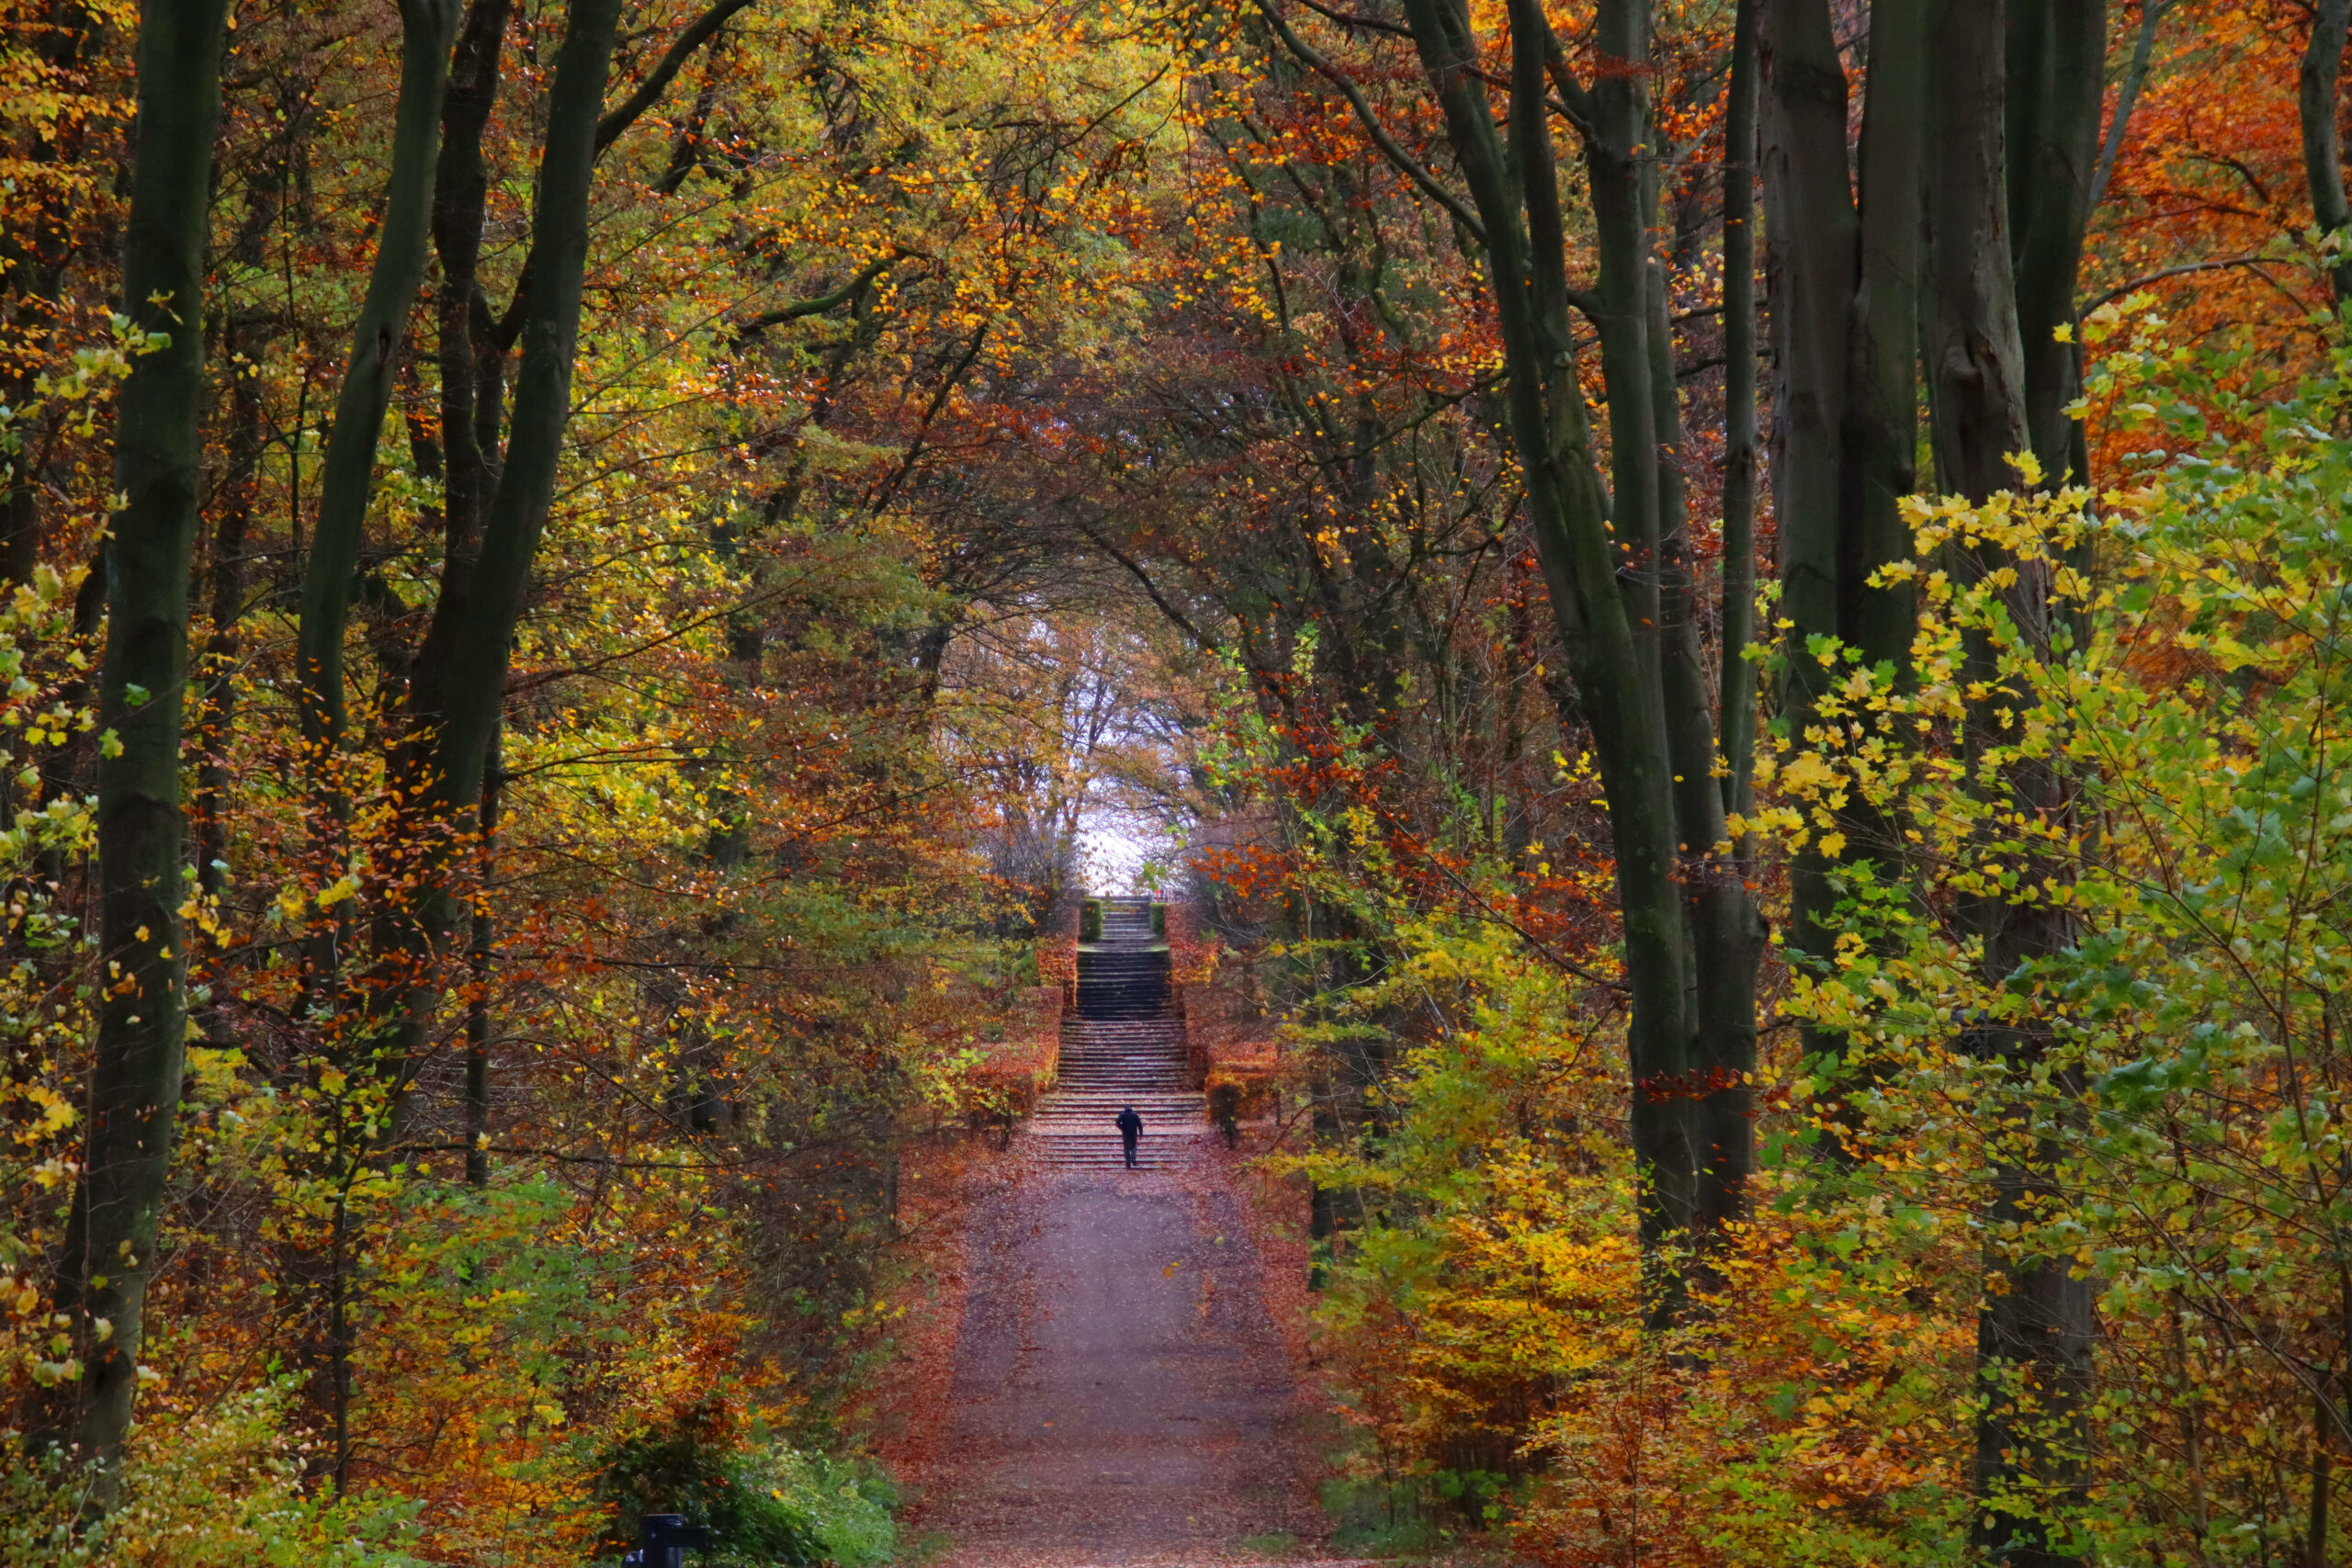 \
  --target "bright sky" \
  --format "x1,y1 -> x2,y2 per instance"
1074,802 -> 1178,895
